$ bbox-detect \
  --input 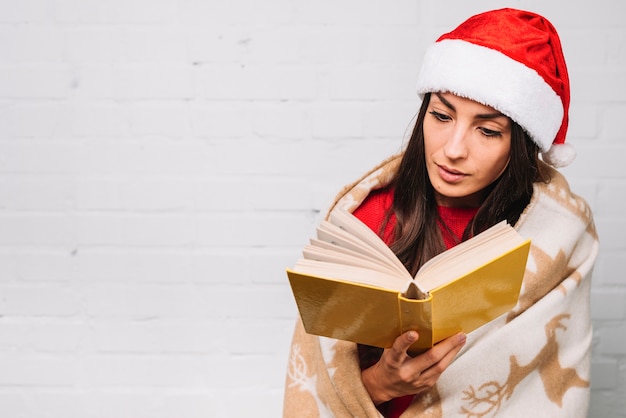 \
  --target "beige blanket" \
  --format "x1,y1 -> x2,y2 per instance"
283,154 -> 599,418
